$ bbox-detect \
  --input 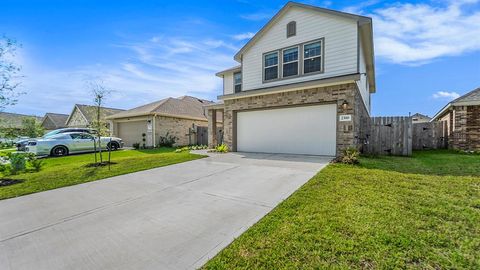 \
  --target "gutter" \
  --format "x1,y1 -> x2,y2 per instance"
218,73 -> 360,100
